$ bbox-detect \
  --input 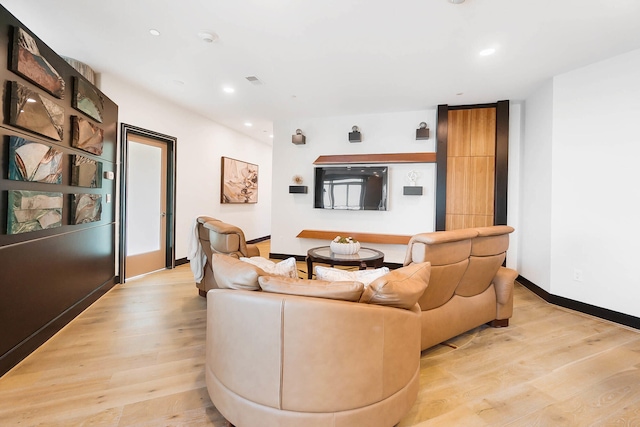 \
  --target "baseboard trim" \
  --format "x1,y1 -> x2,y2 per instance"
270,252 -> 306,262
175,257 -> 189,266
0,276 -> 118,377
517,275 -> 640,330
247,235 -> 271,244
